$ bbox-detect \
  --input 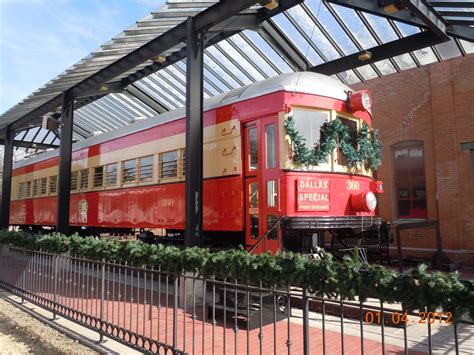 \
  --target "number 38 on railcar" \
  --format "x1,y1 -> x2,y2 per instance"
10,72 -> 384,253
